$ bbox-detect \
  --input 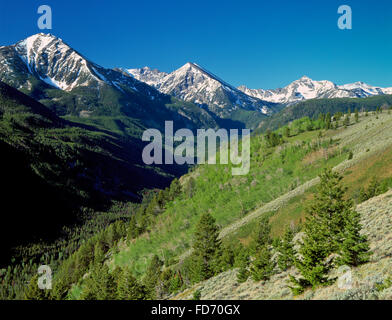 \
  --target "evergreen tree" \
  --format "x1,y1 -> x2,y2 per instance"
325,112 -> 331,130
51,277 -> 69,300
80,264 -> 116,300
127,215 -> 139,240
213,244 -> 235,274
337,210 -> 371,267
355,108 -> 359,123
191,213 -> 222,281
250,217 -> 274,282
93,242 -> 105,265
143,255 -> 163,299
24,275 -> 49,300
250,245 -> 274,282
290,169 -> 350,292
256,217 -> 272,249
277,226 -> 295,271
236,250 -> 250,283
117,267 -> 147,300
